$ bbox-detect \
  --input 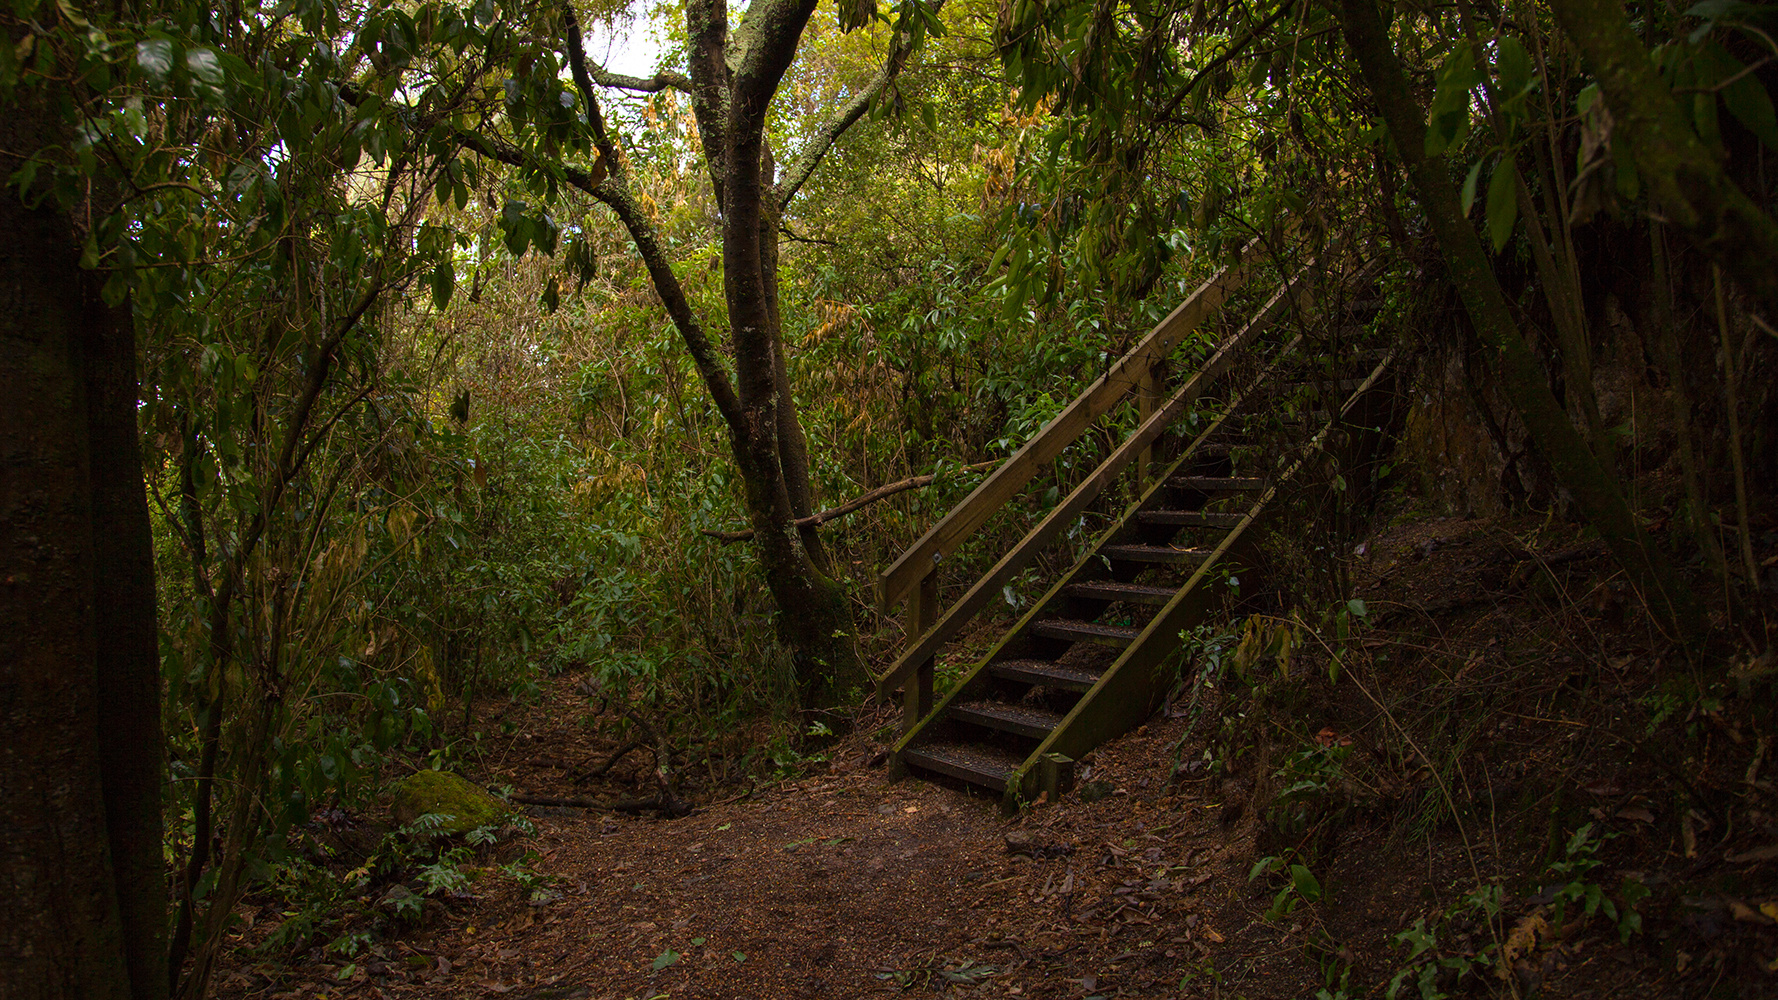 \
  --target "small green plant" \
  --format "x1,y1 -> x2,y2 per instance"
1178,957 -> 1223,990
1546,823 -> 1648,942
1385,883 -> 1502,1000
1268,742 -> 1352,833
256,812 -> 536,959
1325,598 -> 1367,683
1249,854 -> 1325,922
